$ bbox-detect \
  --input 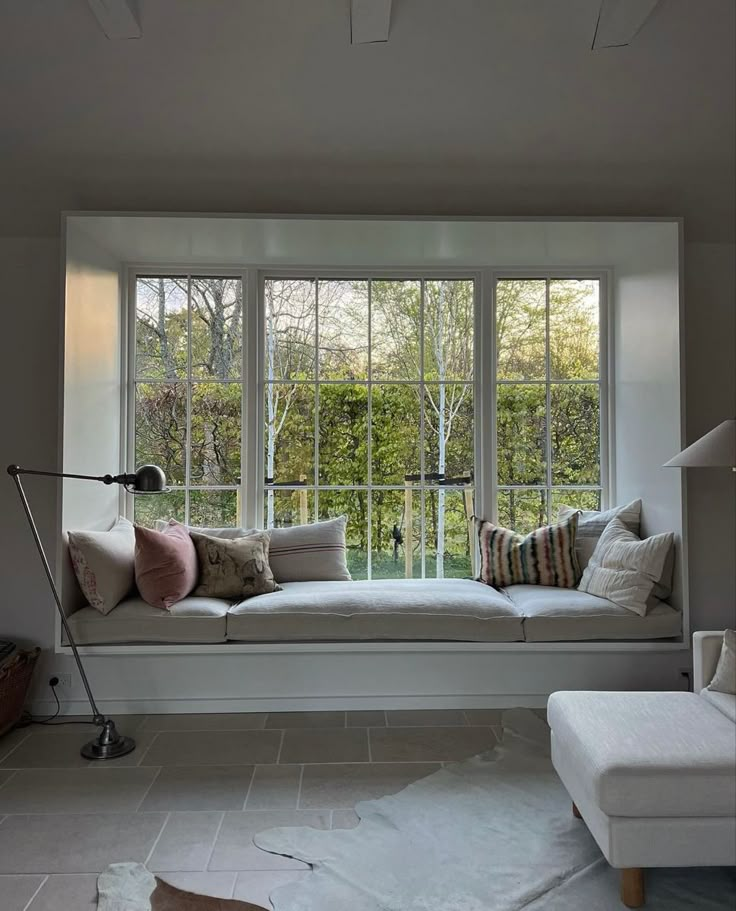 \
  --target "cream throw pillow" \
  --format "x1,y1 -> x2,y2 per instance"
268,516 -> 352,583
709,629 -> 736,695
578,517 -> 674,616
67,517 -> 136,615
190,530 -> 280,600
558,499 -> 641,571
